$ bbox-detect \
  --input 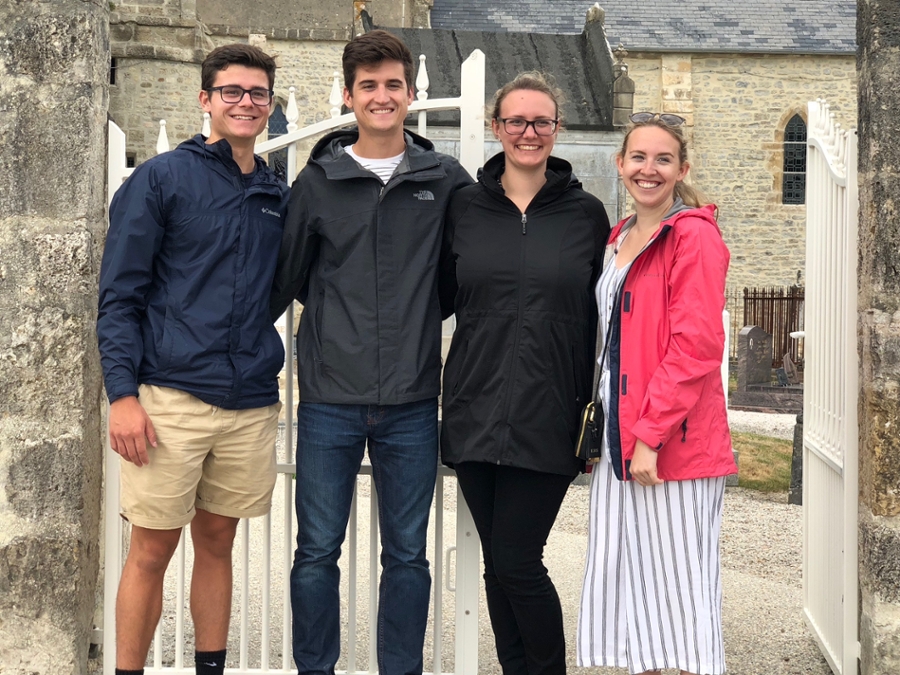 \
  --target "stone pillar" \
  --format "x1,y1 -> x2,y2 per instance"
858,1 -> 900,673
0,1 -> 108,672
